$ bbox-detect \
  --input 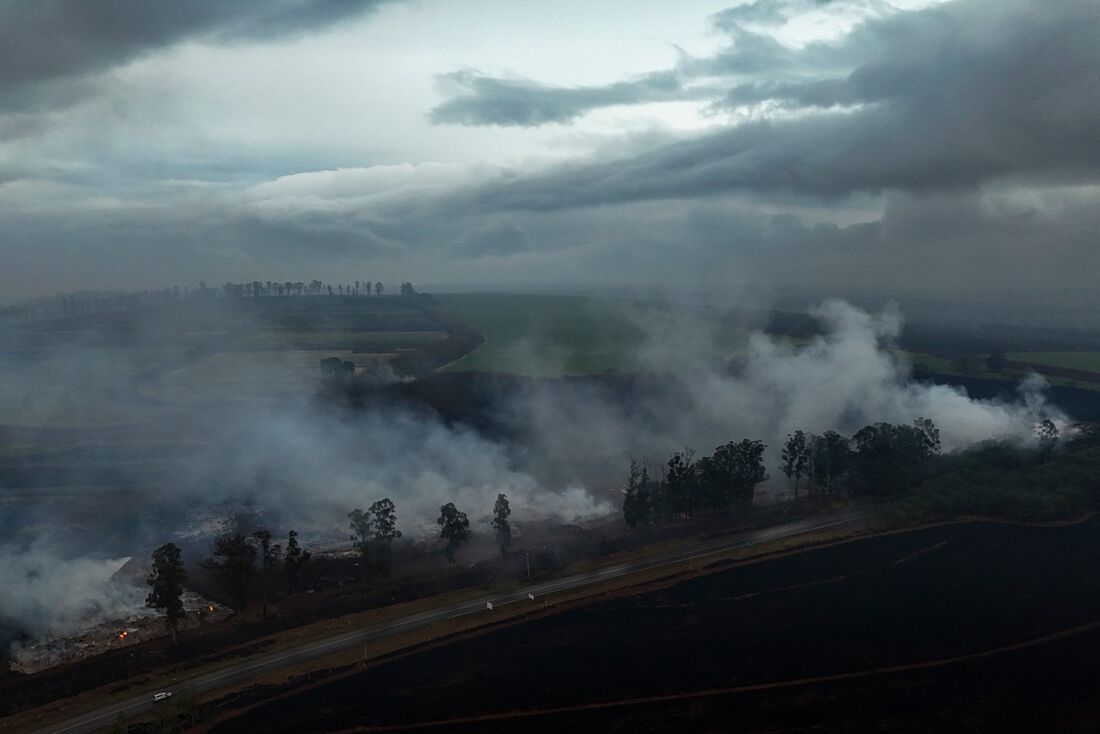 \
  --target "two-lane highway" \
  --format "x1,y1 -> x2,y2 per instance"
32,509 -> 863,734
